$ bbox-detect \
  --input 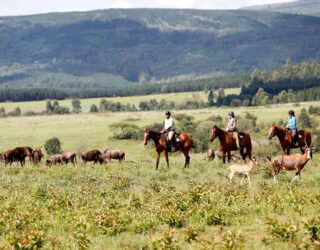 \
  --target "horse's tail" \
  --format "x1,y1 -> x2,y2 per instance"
245,133 -> 252,157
